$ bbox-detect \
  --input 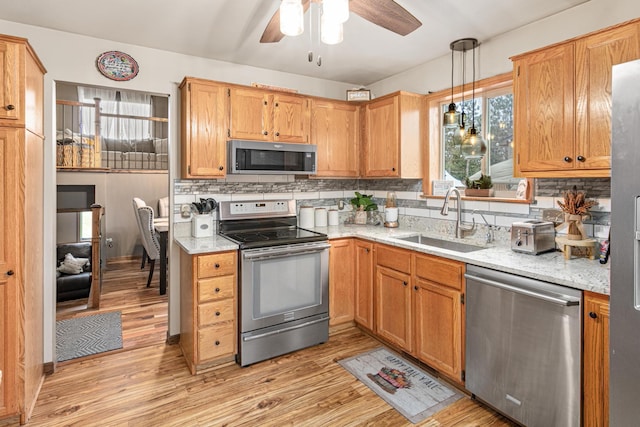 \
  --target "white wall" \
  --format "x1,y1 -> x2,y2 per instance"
0,18 -> 354,363
369,0 -> 640,96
